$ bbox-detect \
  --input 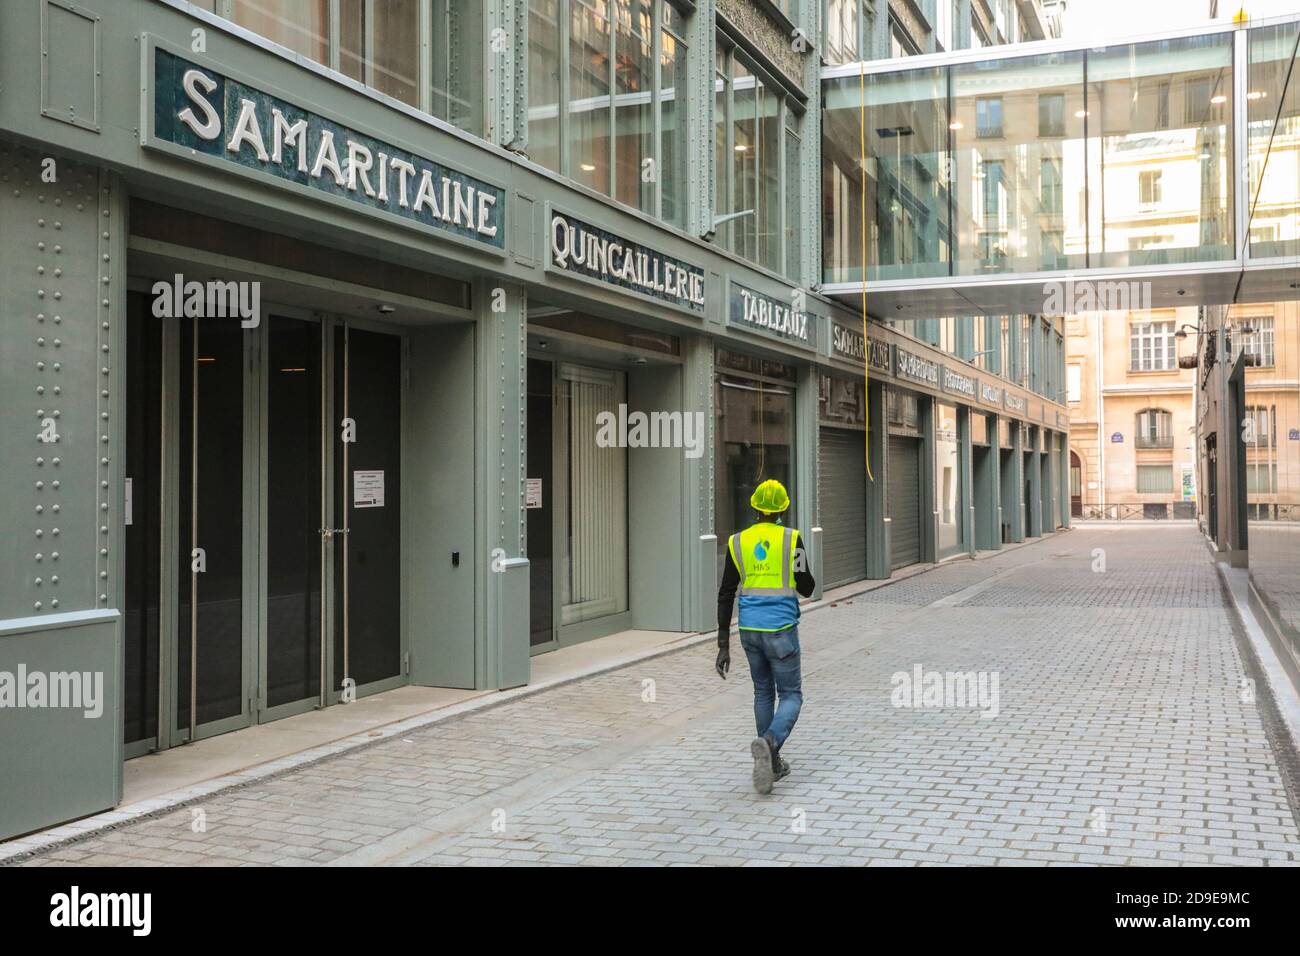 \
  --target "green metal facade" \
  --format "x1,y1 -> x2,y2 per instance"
0,0 -> 1067,840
